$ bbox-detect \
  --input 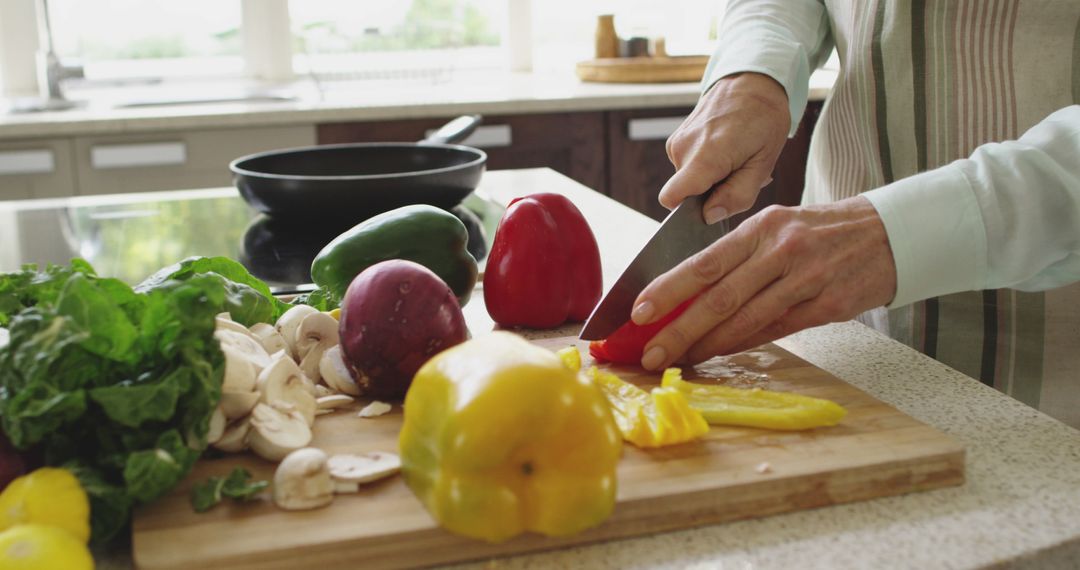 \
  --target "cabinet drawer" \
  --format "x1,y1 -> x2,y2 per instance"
74,125 -> 316,196
0,139 -> 77,200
